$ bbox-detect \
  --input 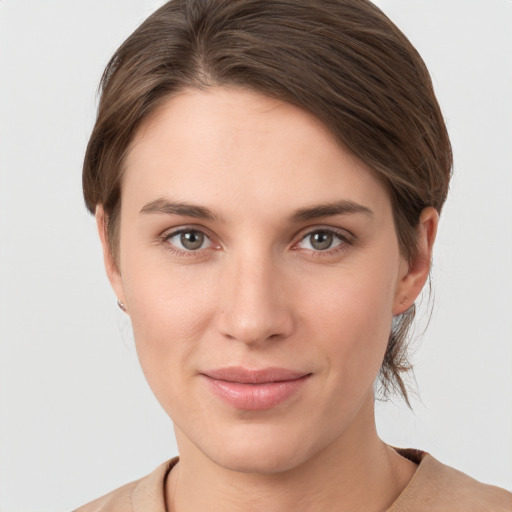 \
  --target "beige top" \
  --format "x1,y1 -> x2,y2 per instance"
74,449 -> 512,511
